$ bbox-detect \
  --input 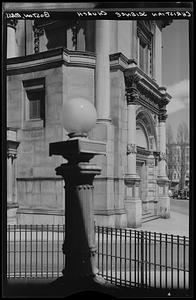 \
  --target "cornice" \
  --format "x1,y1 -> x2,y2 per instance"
110,52 -> 137,71
124,66 -> 171,109
7,47 -> 96,75
7,50 -> 139,76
